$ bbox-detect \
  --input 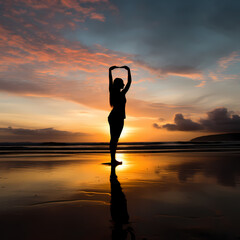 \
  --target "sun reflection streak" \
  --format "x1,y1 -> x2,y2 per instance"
115,153 -> 130,171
